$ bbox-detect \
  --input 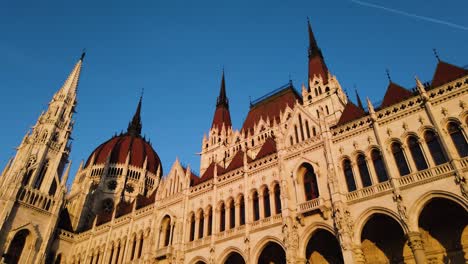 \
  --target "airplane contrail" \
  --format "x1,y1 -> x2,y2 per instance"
350,0 -> 468,31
